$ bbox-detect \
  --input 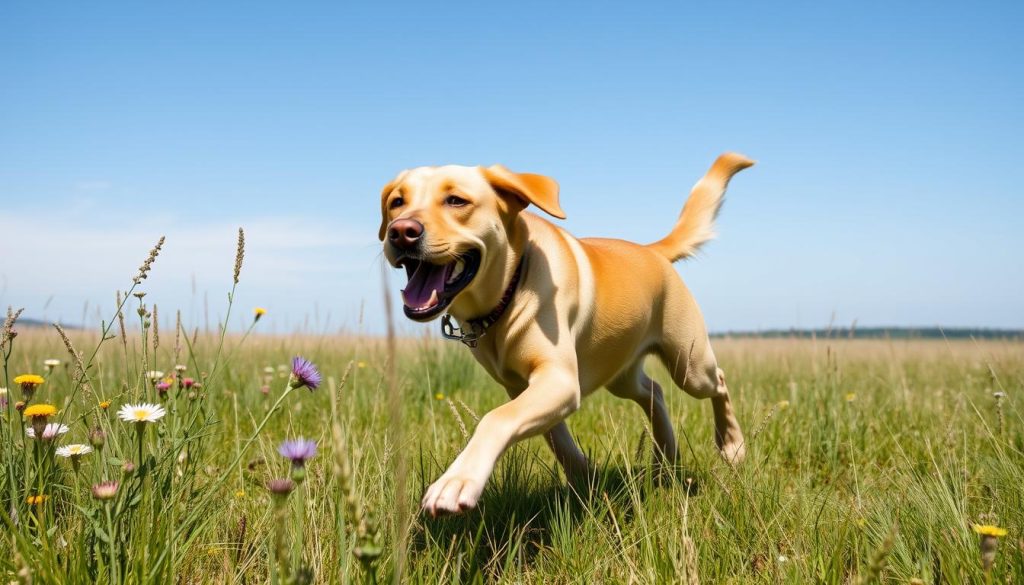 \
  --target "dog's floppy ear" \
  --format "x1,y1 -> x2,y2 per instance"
483,165 -> 566,219
378,172 -> 407,241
